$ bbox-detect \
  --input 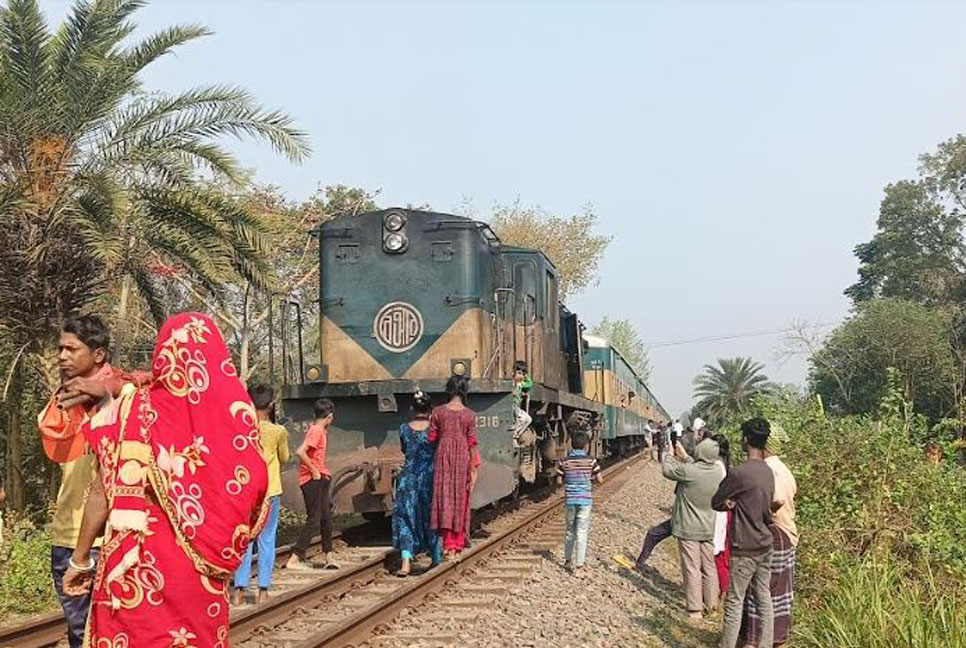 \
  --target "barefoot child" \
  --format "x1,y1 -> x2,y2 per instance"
555,431 -> 603,576
287,398 -> 338,570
